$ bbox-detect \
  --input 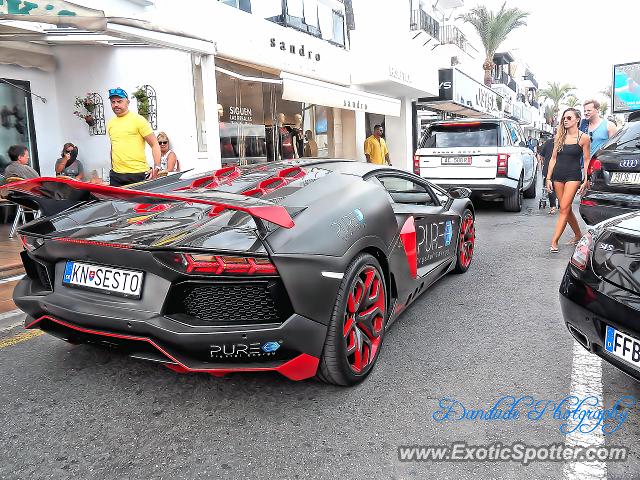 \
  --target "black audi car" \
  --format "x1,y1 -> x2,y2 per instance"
580,120 -> 640,225
560,211 -> 640,380
3,160 -> 475,386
